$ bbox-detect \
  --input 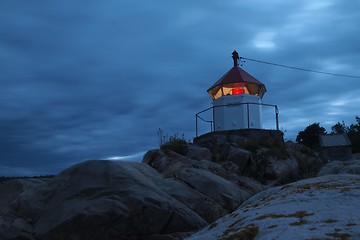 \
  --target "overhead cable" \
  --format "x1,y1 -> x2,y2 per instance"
240,56 -> 360,79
